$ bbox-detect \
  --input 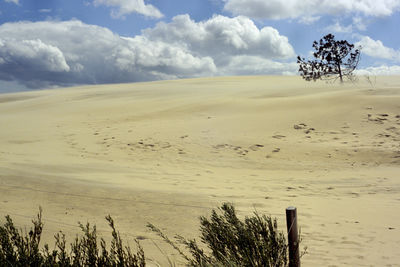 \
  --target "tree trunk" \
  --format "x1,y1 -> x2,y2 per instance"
337,62 -> 343,83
